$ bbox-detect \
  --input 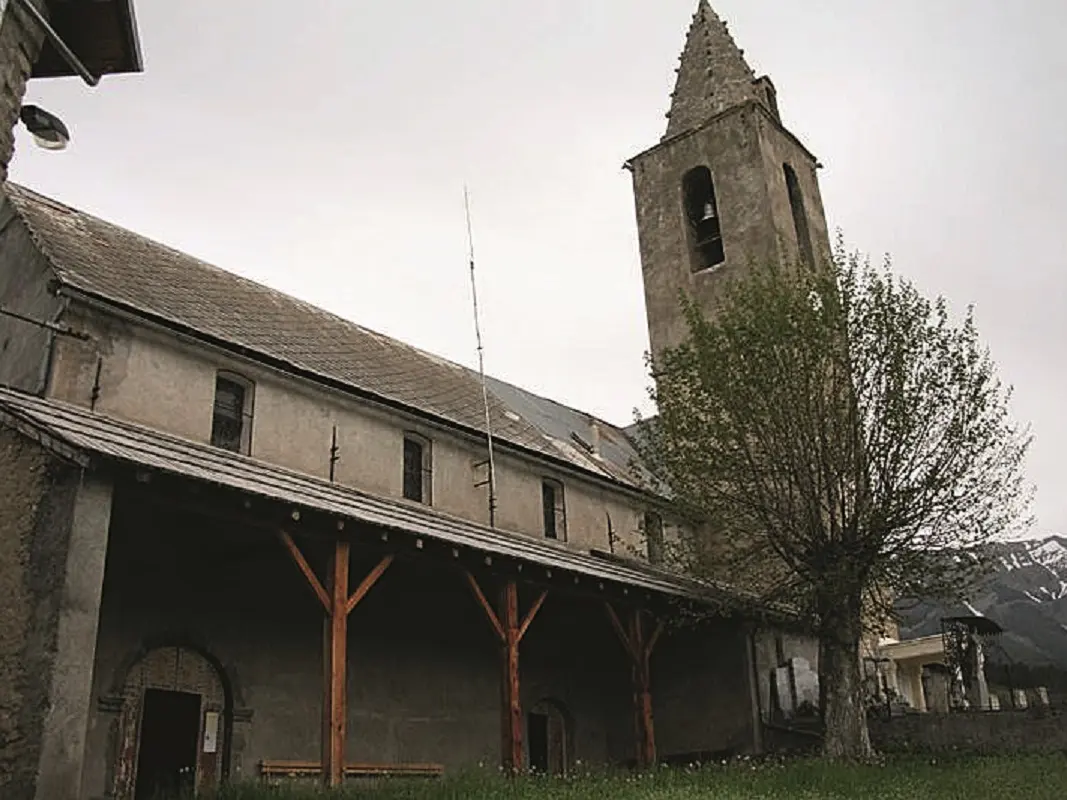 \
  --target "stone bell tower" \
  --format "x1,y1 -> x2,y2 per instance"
627,0 -> 832,357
